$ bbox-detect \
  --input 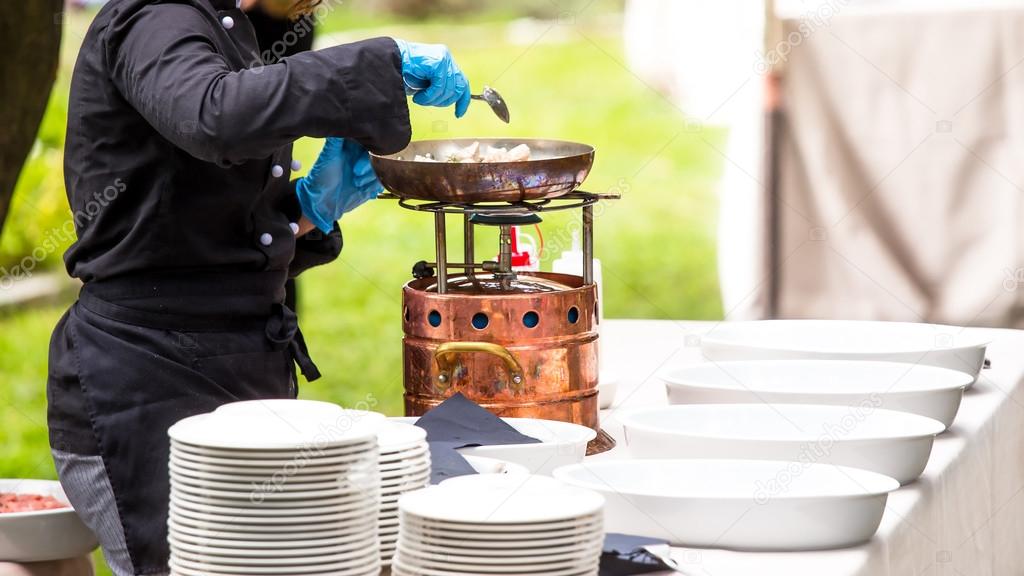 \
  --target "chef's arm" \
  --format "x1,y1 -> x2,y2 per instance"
283,193 -> 343,277
108,3 -> 410,166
